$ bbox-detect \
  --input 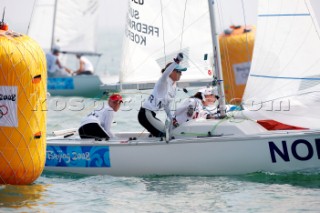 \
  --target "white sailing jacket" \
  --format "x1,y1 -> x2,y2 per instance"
80,104 -> 115,138
142,62 -> 178,118
174,98 -> 205,124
